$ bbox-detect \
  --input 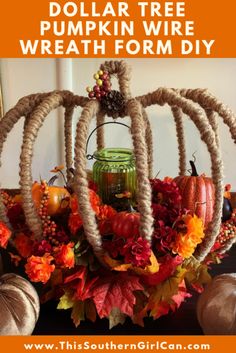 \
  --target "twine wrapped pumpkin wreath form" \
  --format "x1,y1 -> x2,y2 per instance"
0,60 -> 236,271
0,61 -> 236,261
